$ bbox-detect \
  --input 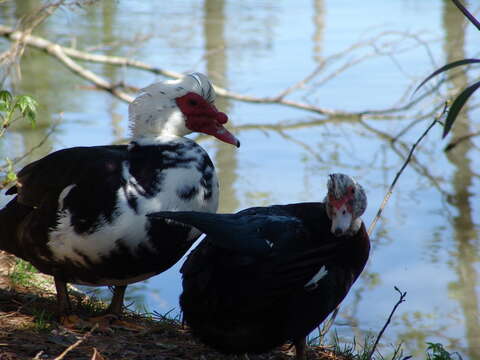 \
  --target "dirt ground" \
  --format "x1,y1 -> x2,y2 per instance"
0,252 -> 341,360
